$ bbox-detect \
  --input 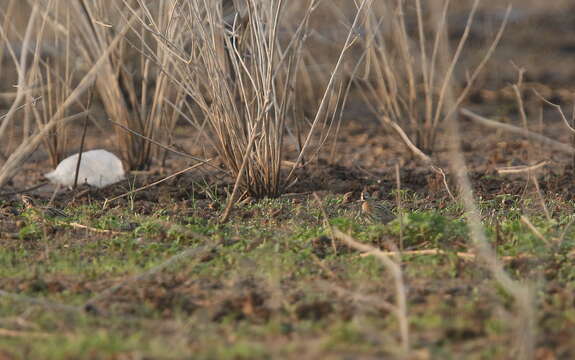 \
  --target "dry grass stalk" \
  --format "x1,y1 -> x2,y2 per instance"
104,118 -> 217,169
131,0 -> 372,204
134,0 -> 289,198
0,4 -> 39,147
446,113 -> 536,358
519,215 -> 549,245
121,1 -> 189,165
321,282 -> 396,314
332,228 -> 410,356
24,2 -> 75,167
496,161 -> 548,175
0,288 -> 82,314
529,175 -> 552,222
395,163 -> 404,251
30,65 -> 72,167
0,7 -> 140,188
68,1 -> 137,166
67,0 -> 184,170
532,89 -> 575,167
358,0 -> 509,154
0,0 -> 27,99
461,108 -> 575,155
532,89 -> 575,133
357,249 -> 537,262
103,161 -> 210,207
0,328 -> 51,338
313,191 -> 409,355
83,240 -> 218,311
378,2 -> 542,356
444,63 -> 537,360
285,0 -> 373,182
